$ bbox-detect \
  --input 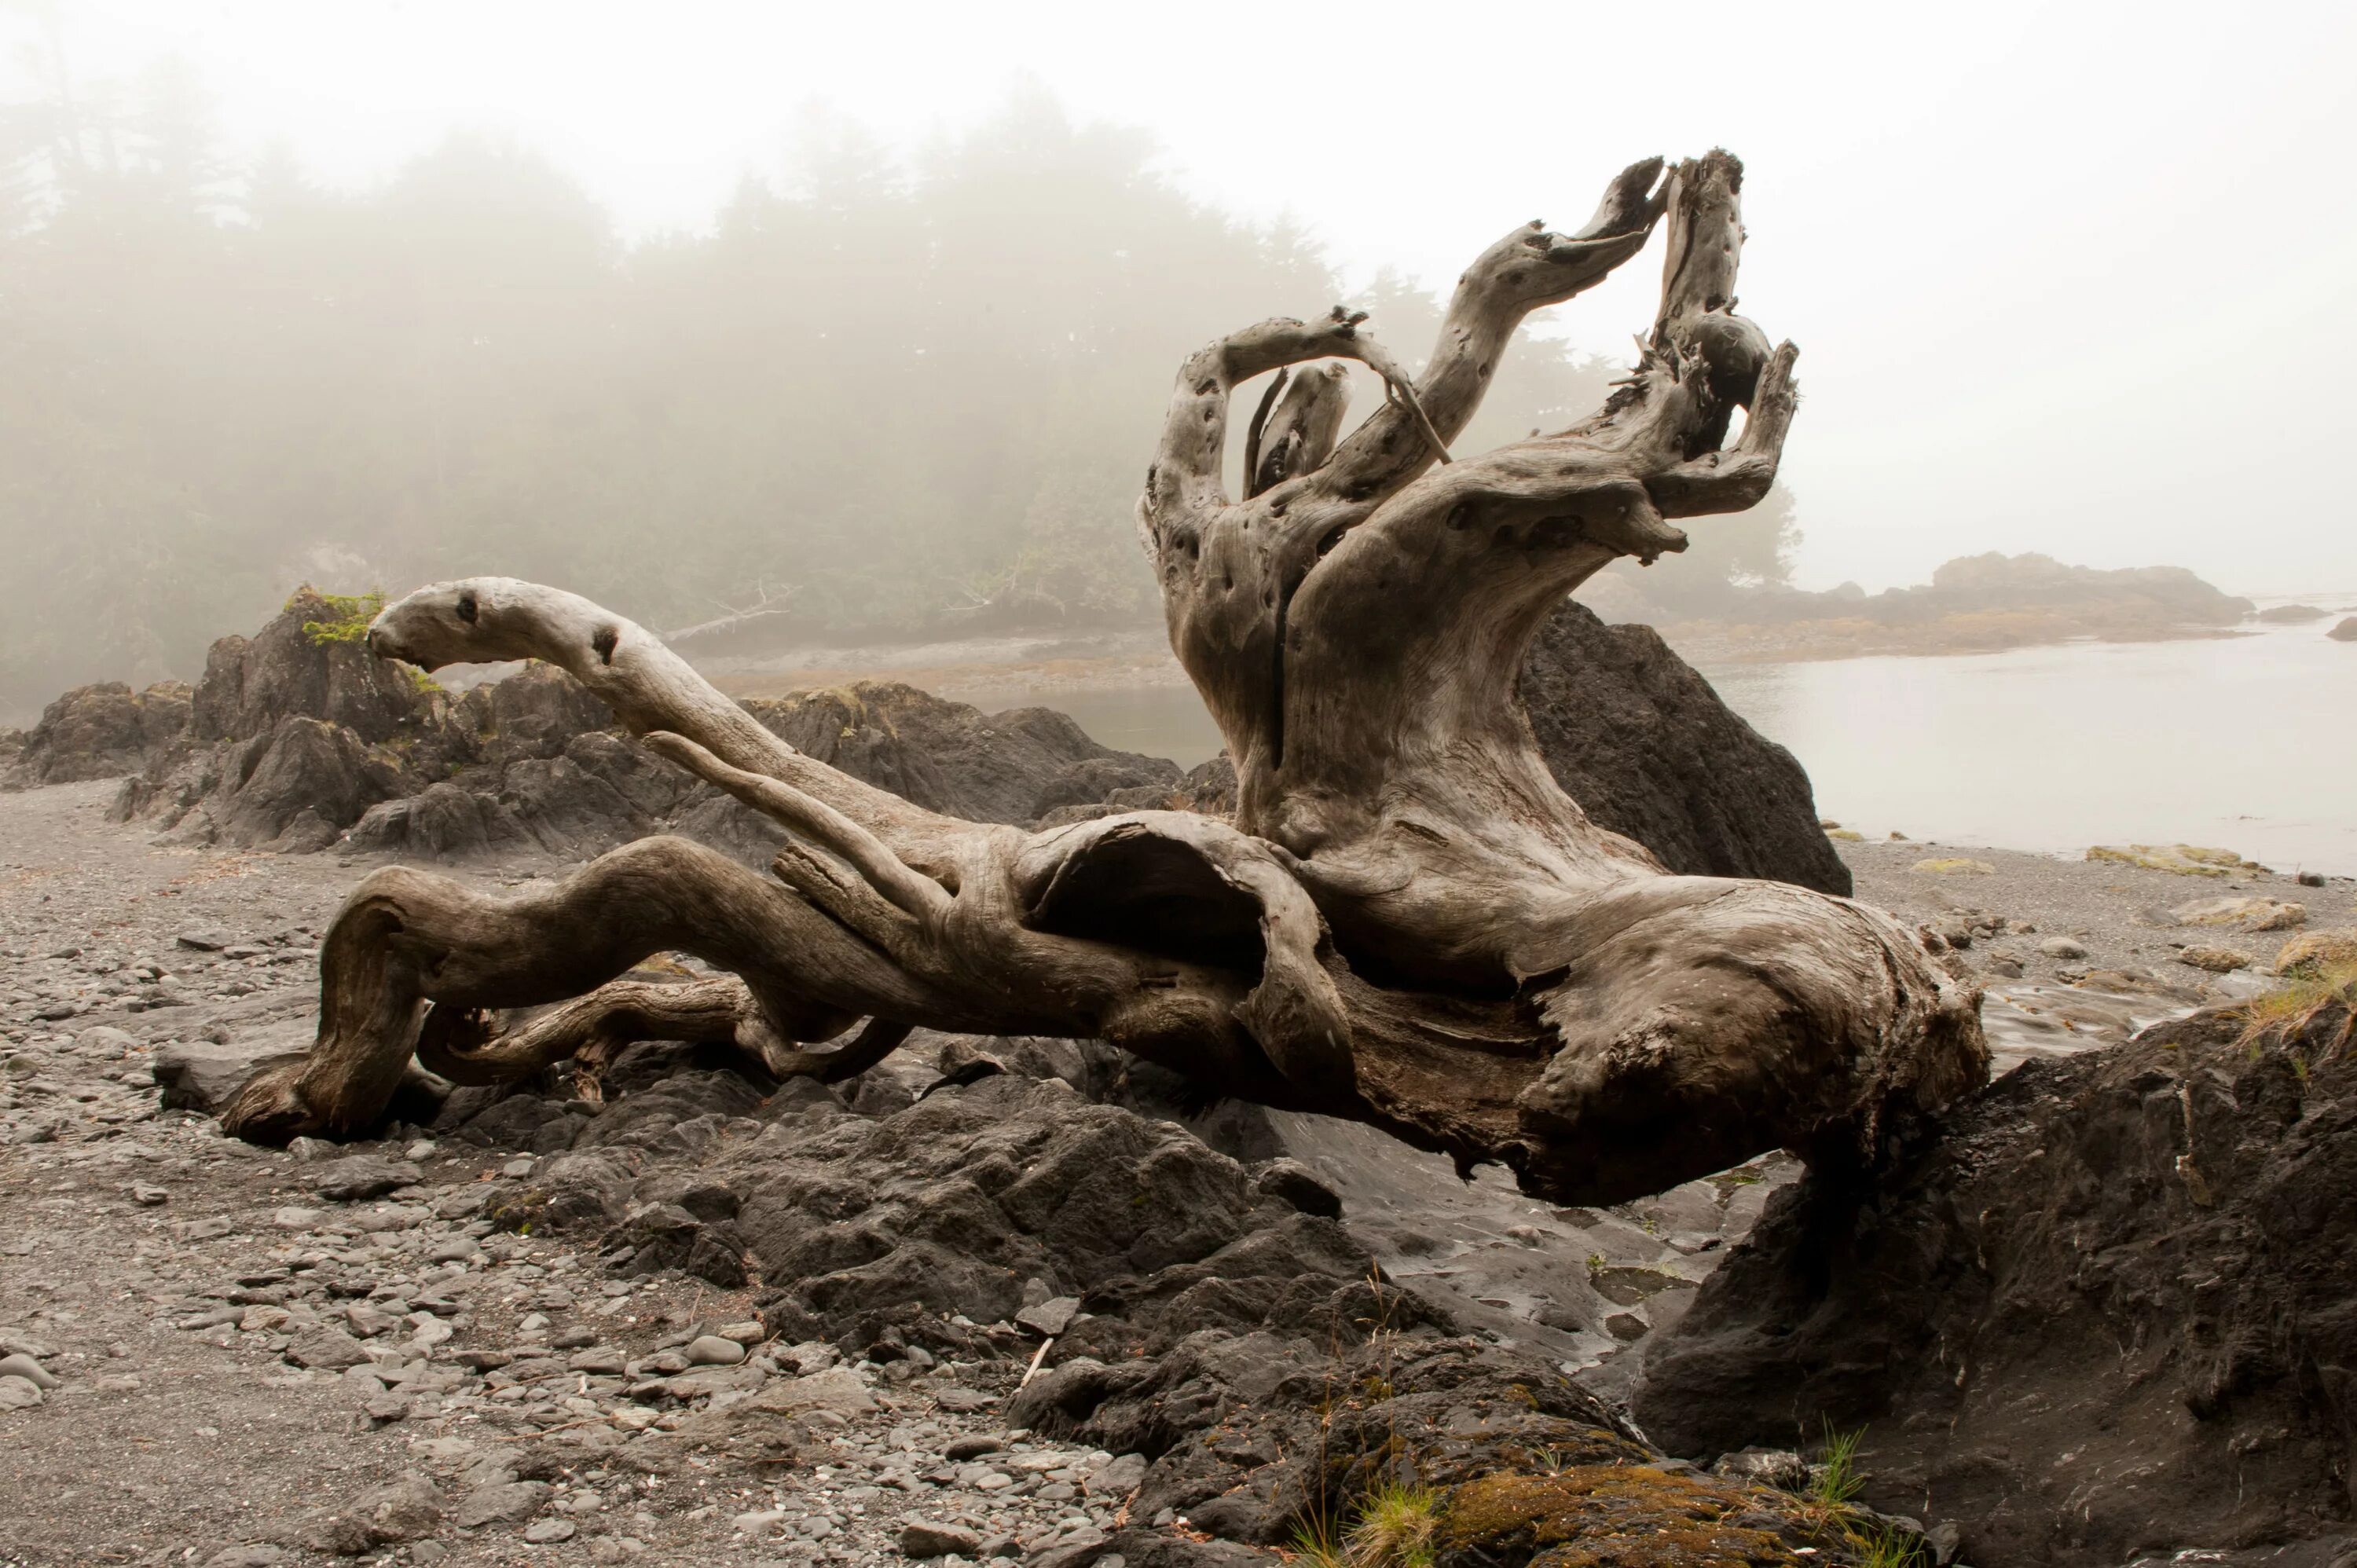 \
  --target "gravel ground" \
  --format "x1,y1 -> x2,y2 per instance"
4,780 -> 2340,1567
0,787 -> 1138,1568
1835,837 -> 2353,1069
